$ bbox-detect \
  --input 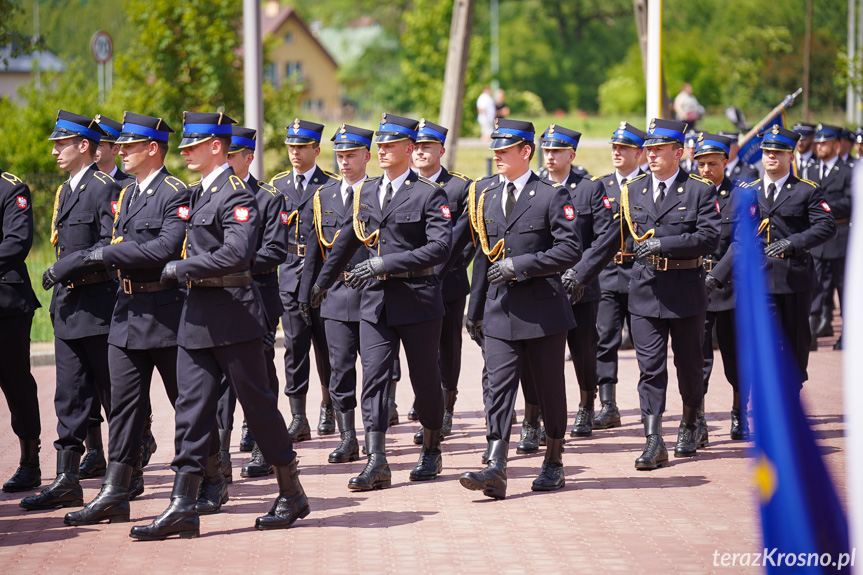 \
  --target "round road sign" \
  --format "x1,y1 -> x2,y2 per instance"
90,31 -> 113,64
